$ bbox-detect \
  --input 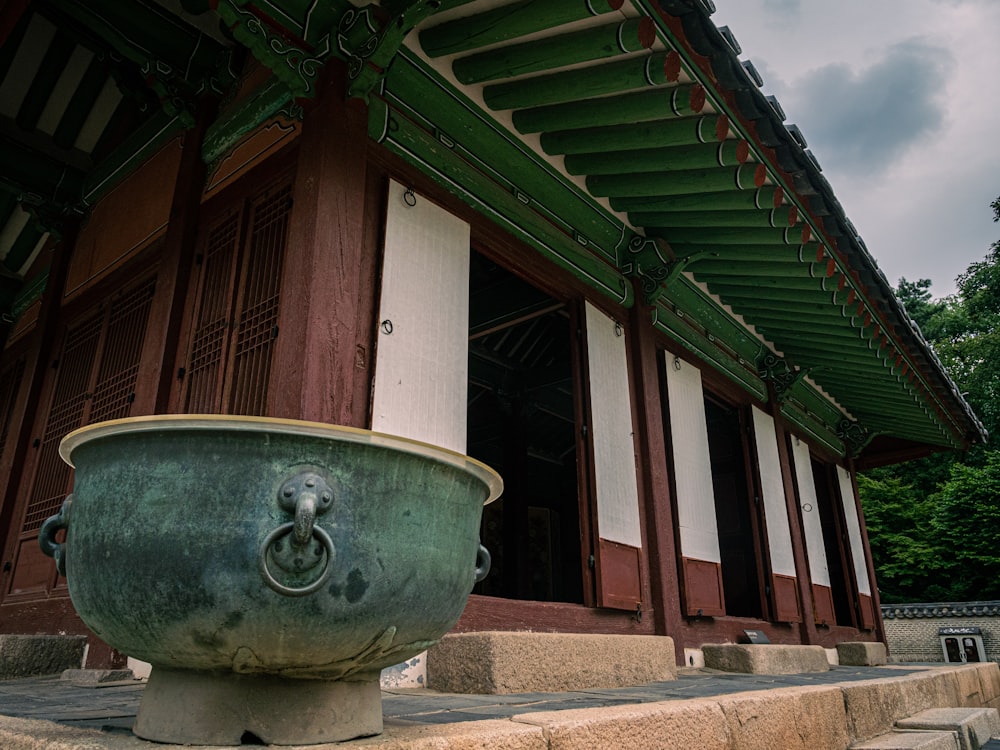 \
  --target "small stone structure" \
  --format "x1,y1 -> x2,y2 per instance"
882,602 -> 1000,664
427,632 -> 677,694
702,643 -> 830,674
0,635 -> 86,679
